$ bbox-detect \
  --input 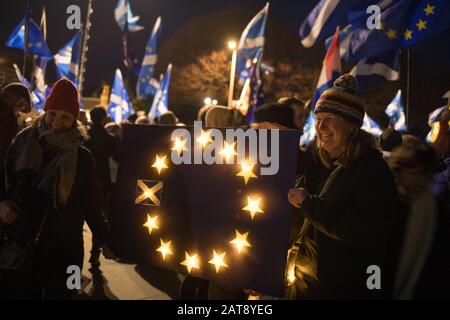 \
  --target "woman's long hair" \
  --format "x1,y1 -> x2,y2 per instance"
317,122 -> 377,168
